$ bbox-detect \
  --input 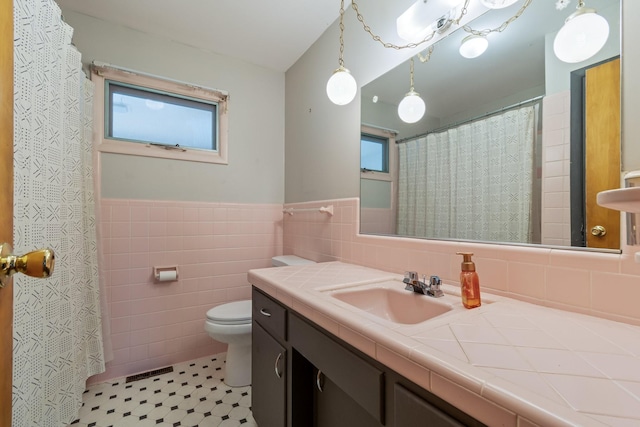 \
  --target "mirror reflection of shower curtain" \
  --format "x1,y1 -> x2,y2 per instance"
397,105 -> 537,243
